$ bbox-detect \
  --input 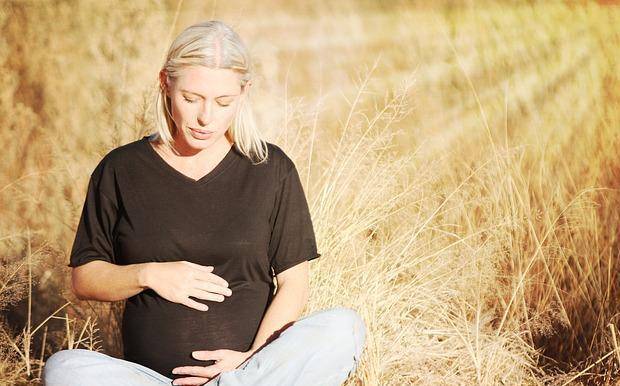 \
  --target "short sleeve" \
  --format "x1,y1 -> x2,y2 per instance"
268,163 -> 321,276
67,165 -> 119,268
